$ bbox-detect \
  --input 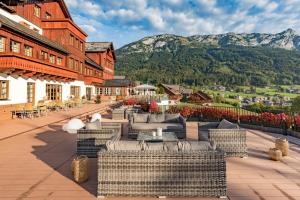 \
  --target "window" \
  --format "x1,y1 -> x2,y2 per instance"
46,84 -> 62,100
104,88 -> 111,96
10,40 -> 20,53
0,36 -> 5,52
115,88 -> 121,96
80,42 -> 83,51
69,34 -> 74,45
75,38 -> 79,48
49,54 -> 55,64
57,57 -> 62,65
24,45 -> 33,57
68,58 -> 74,69
45,12 -> 51,19
41,51 -> 48,60
96,88 -> 102,95
27,82 -> 35,103
70,86 -> 80,98
79,62 -> 83,73
0,80 -> 8,100
34,5 -> 41,18
74,60 -> 78,71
